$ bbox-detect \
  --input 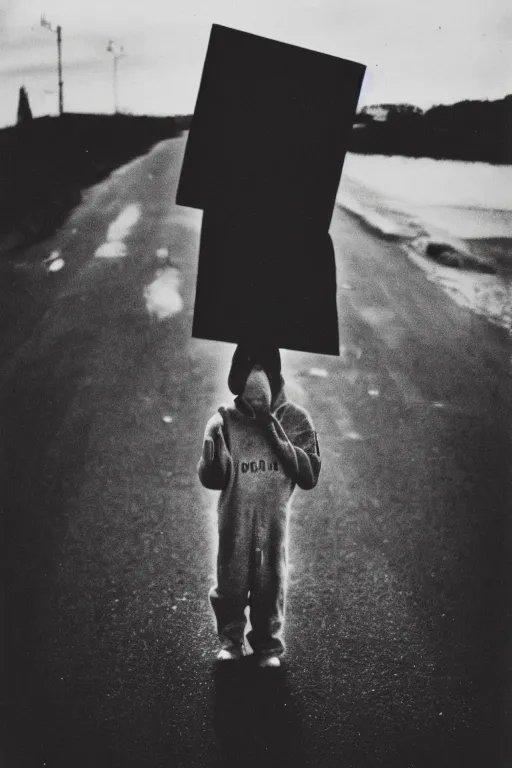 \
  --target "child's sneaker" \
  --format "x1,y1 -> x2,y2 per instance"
258,655 -> 281,668
217,647 -> 243,661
